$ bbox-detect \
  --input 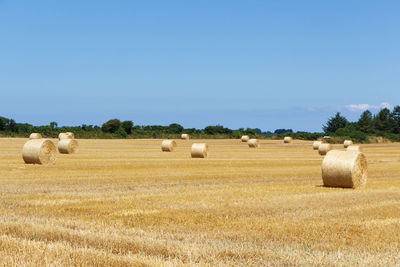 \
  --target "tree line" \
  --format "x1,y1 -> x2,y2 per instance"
1,105 -> 399,142
323,106 -> 400,142
0,117 -> 267,139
